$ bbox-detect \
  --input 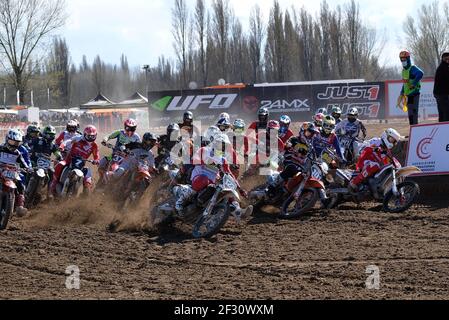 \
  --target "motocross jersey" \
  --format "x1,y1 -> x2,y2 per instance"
279,129 -> 294,144
104,130 -> 141,151
18,145 -> 32,168
356,146 -> 392,172
191,146 -> 237,182
0,145 -> 30,168
335,119 -> 367,140
177,123 -> 200,139
283,136 -> 310,168
64,136 -> 100,163
28,138 -> 62,163
55,131 -> 82,147
312,131 -> 344,161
